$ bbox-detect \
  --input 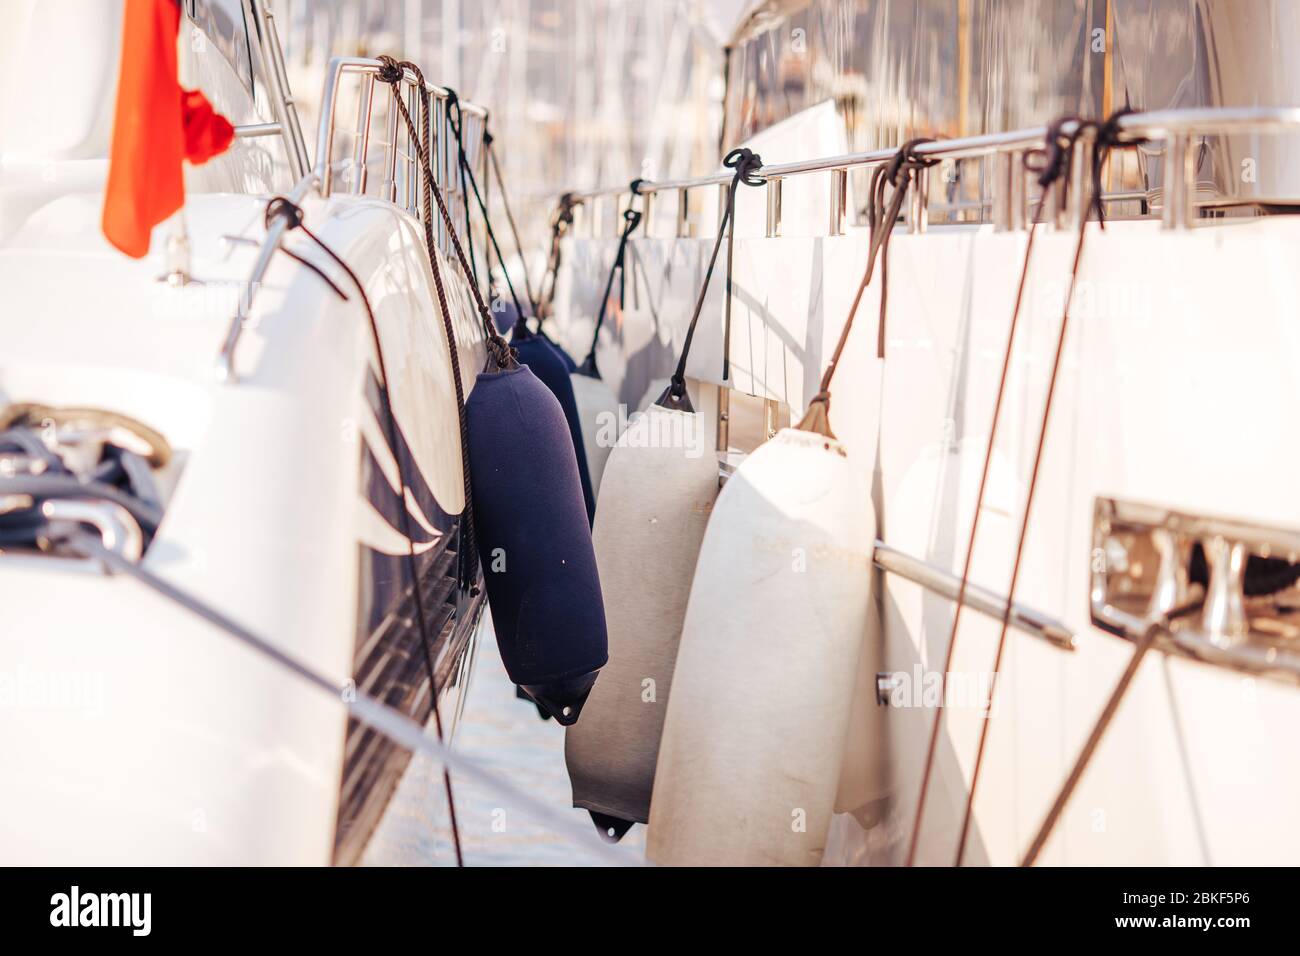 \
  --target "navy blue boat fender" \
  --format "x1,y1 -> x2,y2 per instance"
510,320 -> 596,524
571,185 -> 644,498
466,364 -> 608,724
443,97 -> 610,723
